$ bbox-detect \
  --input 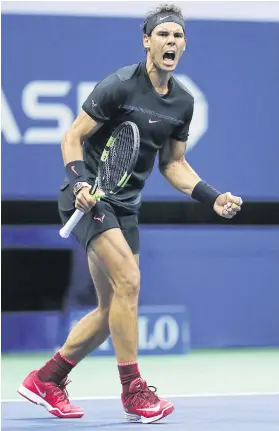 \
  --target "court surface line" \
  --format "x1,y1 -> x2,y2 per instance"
3,391 -> 279,403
